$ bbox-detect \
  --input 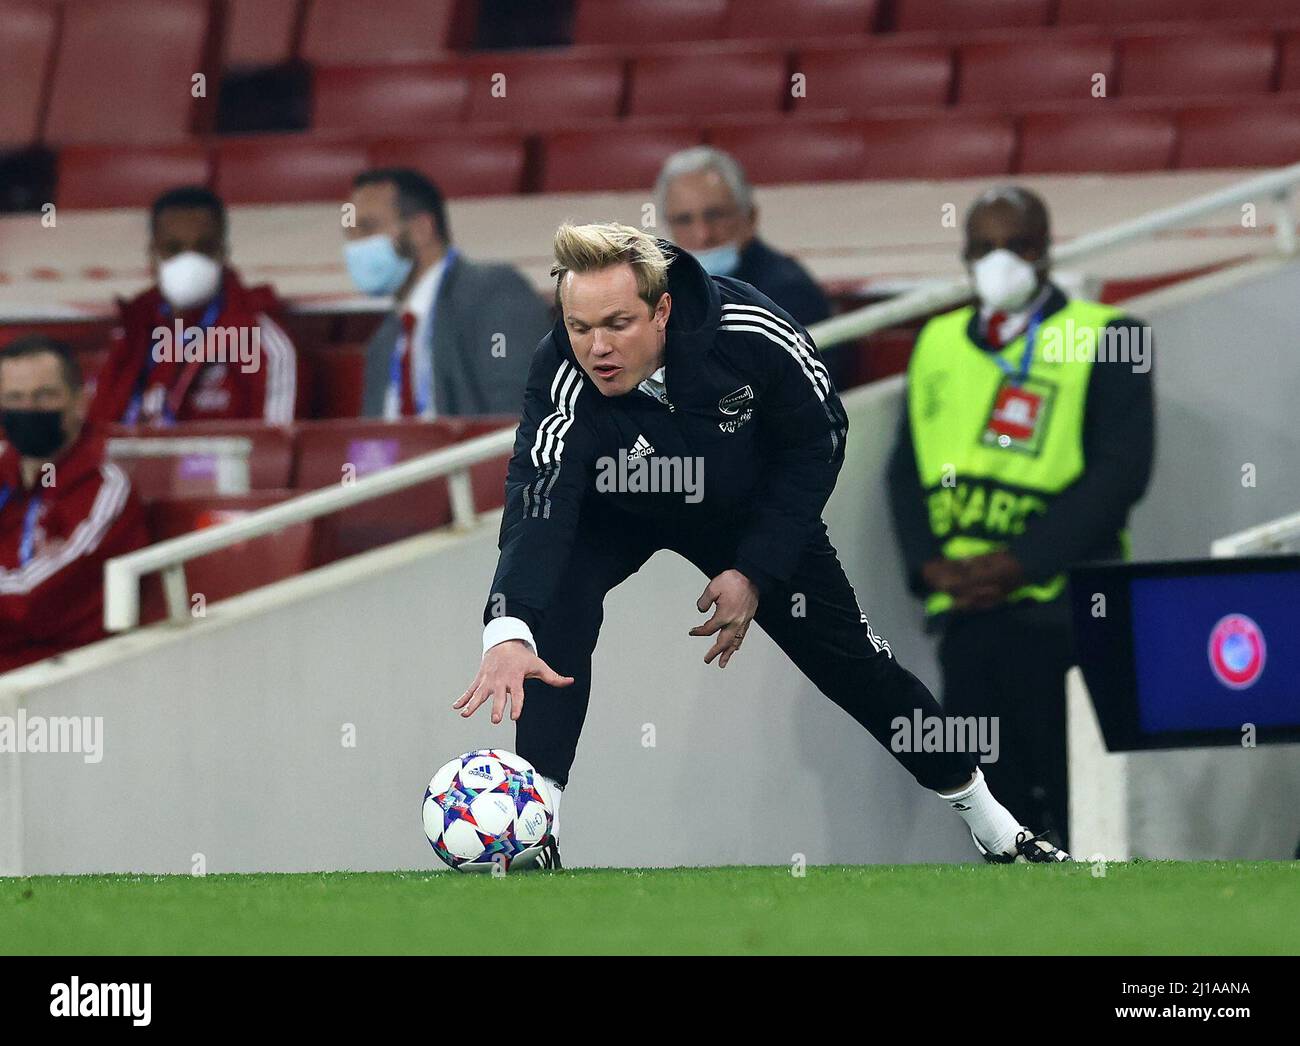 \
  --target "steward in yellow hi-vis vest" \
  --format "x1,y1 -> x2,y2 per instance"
887,186 -> 1155,851
908,296 -> 1127,617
